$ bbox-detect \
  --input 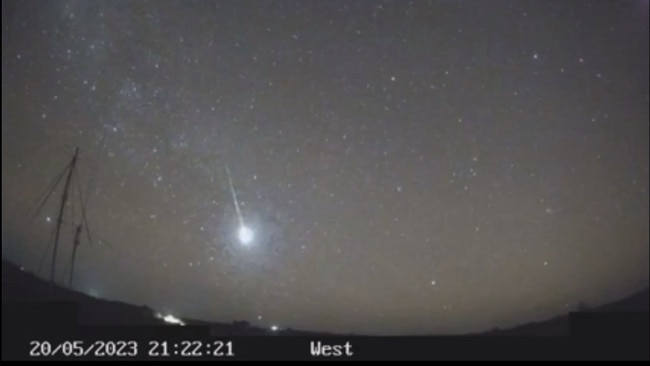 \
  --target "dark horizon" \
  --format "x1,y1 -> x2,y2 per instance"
2,0 -> 649,335
3,259 -> 648,337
